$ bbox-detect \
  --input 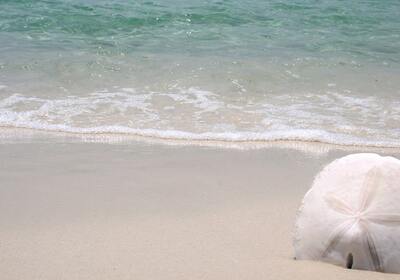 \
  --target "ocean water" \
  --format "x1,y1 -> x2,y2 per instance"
0,0 -> 399,147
